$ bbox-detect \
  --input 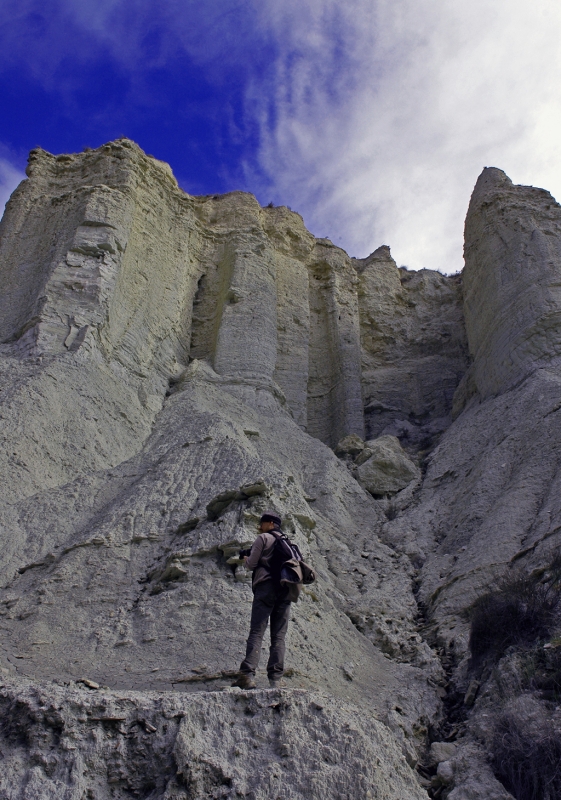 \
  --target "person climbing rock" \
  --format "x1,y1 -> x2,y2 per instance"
233,512 -> 292,689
